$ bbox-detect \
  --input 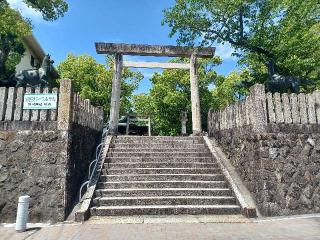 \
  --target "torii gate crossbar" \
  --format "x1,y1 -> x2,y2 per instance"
95,42 -> 216,135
